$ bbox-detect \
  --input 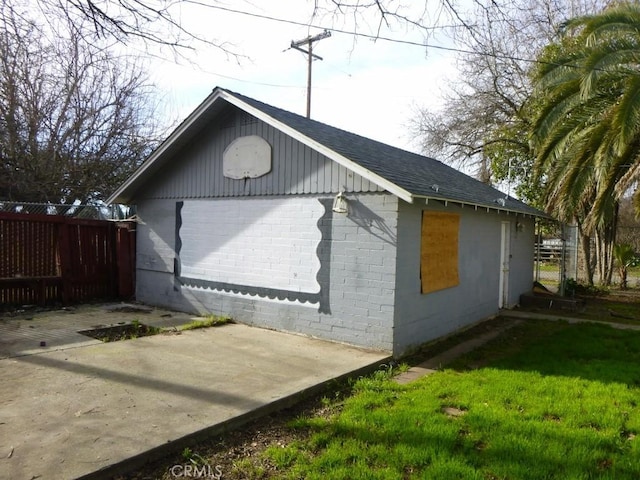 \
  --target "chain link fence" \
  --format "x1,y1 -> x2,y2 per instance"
534,222 -> 578,293
534,223 -> 640,291
0,201 -> 133,220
